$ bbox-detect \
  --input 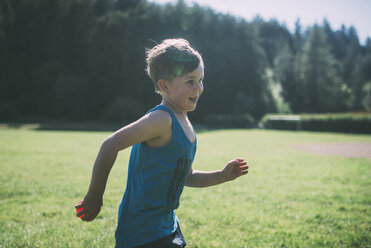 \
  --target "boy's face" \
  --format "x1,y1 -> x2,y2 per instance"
164,63 -> 204,113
